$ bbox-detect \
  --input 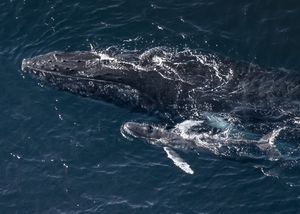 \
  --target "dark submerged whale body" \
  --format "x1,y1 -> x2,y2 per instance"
22,48 -> 300,121
22,48 -> 300,173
